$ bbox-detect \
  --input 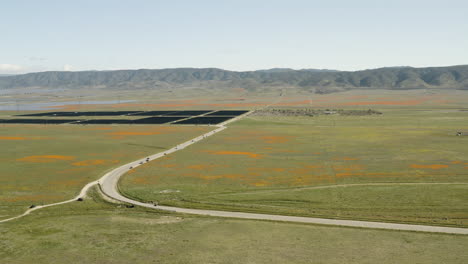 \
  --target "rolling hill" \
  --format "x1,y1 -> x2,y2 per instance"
0,65 -> 467,94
